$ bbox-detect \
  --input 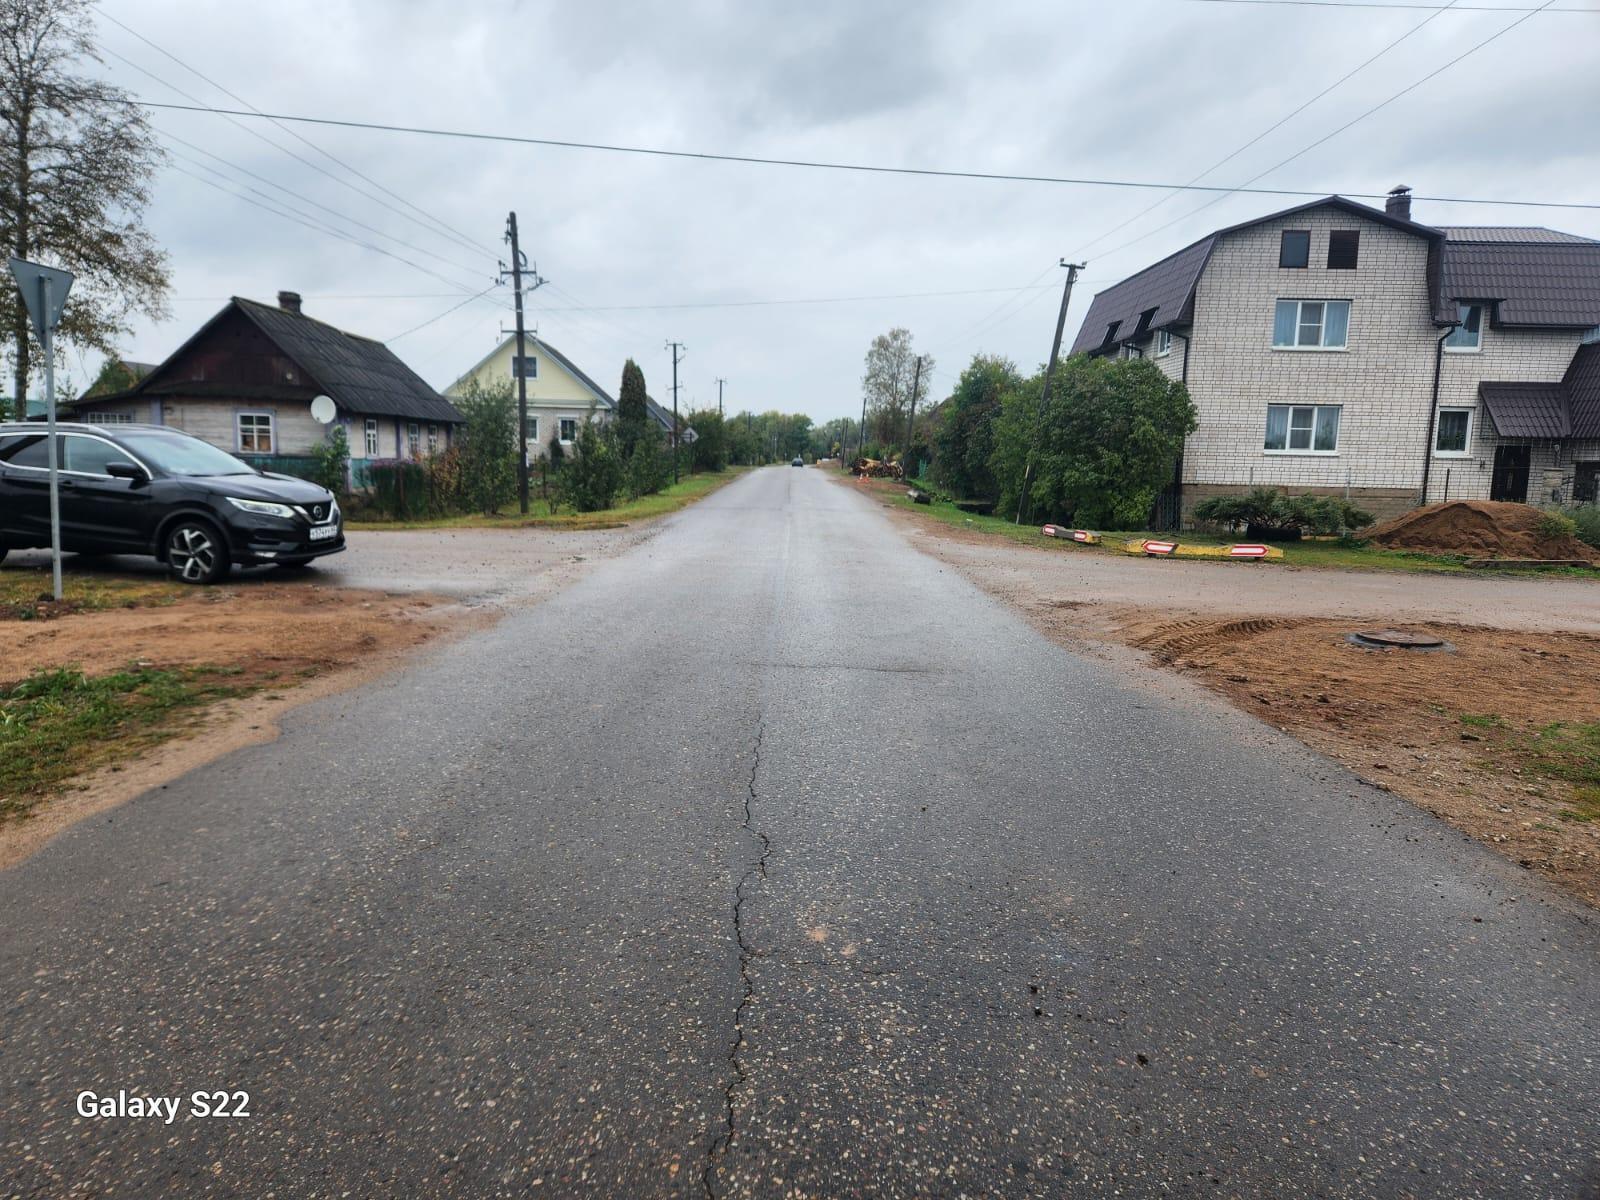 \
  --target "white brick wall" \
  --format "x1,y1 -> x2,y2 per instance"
1175,203 -> 1586,509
